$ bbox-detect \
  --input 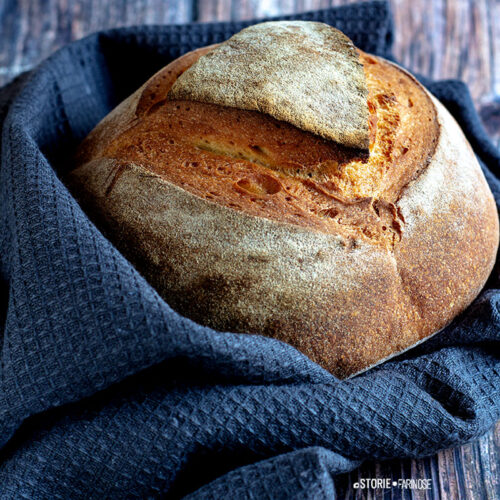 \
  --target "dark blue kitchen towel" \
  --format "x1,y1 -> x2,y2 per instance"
0,1 -> 499,498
